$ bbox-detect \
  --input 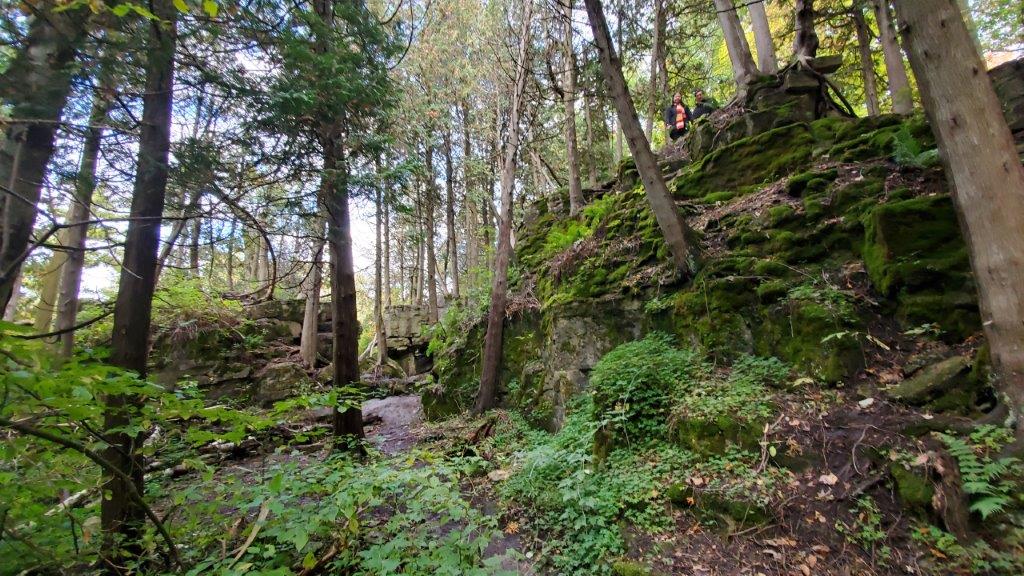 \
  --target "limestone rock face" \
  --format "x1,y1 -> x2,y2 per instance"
253,361 -> 311,406
991,58 -> 1024,140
